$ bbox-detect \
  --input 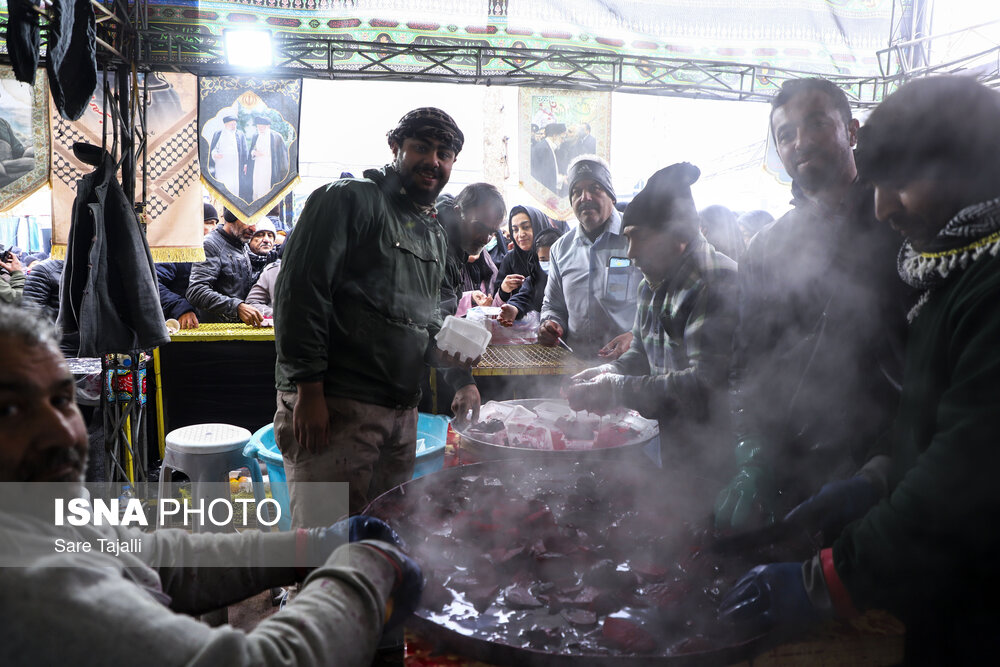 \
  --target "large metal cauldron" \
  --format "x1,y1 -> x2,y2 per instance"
453,398 -> 659,464
364,459 -> 770,666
